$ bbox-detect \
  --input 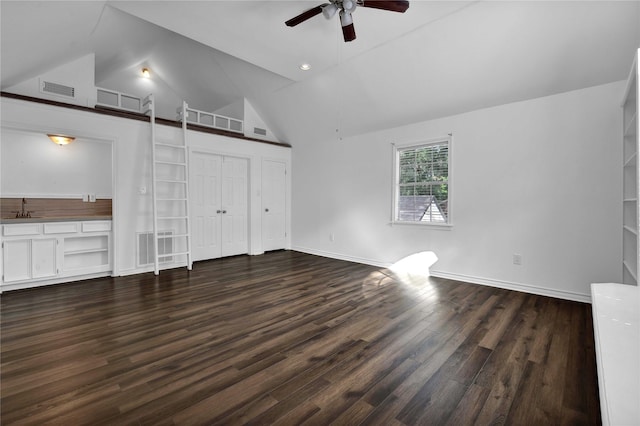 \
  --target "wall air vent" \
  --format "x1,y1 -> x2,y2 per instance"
40,80 -> 75,98
253,127 -> 267,136
137,231 -> 174,267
